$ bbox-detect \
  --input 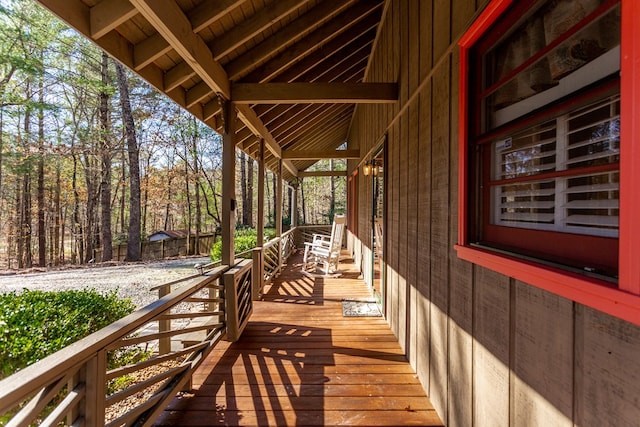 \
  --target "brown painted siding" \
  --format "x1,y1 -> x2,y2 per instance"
347,0 -> 640,426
